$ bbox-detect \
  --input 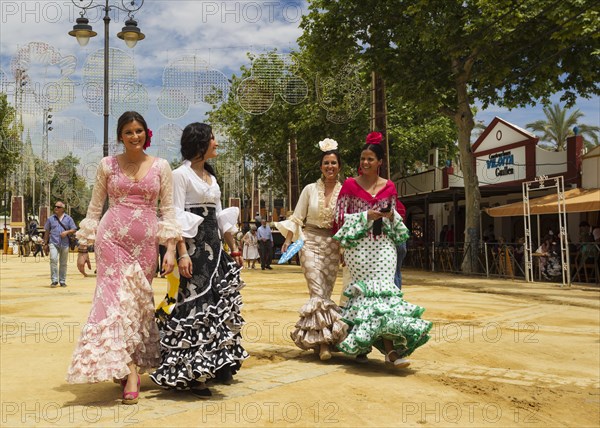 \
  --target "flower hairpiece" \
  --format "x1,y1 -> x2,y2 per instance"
318,138 -> 338,152
366,132 -> 383,145
144,128 -> 153,149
